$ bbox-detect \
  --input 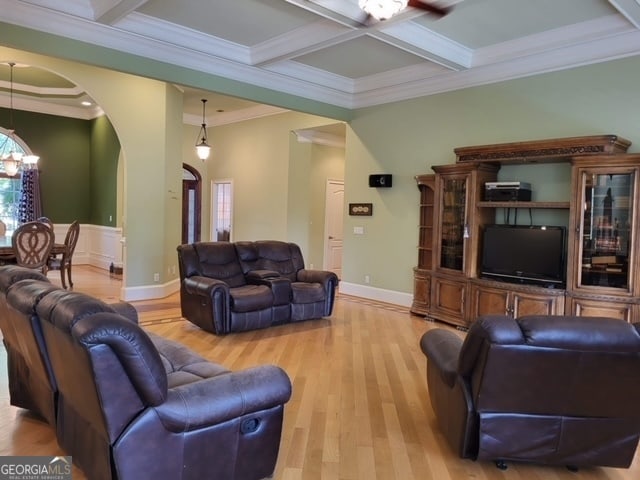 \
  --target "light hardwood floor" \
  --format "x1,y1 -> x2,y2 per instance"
1,266 -> 639,480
